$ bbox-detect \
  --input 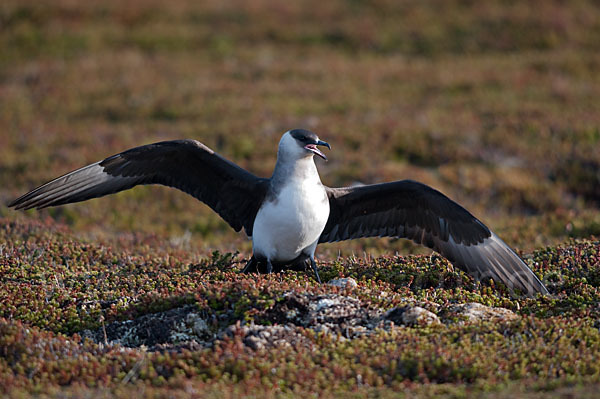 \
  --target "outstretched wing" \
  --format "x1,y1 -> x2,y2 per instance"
8,140 -> 269,236
320,180 -> 548,296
